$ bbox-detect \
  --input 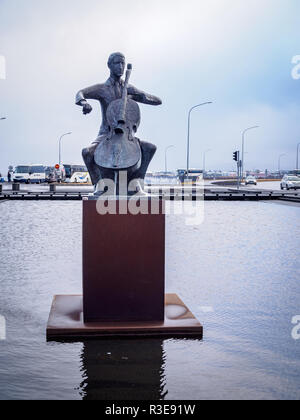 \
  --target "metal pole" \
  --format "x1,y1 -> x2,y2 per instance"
59,132 -> 72,166
236,151 -> 241,191
165,145 -> 175,173
296,143 -> 300,171
242,126 -> 259,183
186,102 -> 212,182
